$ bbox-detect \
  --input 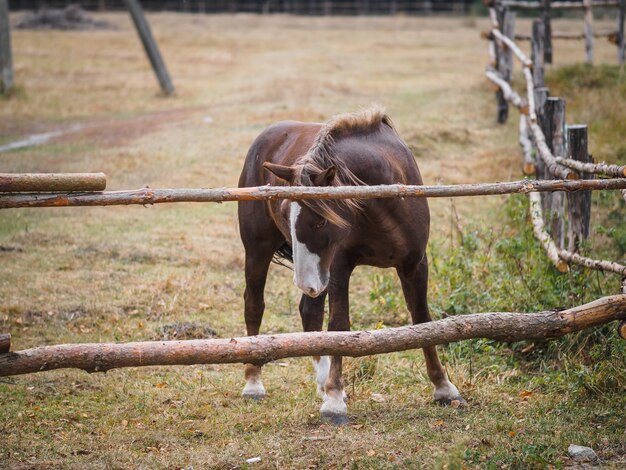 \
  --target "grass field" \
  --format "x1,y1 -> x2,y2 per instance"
1,12 -> 625,469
